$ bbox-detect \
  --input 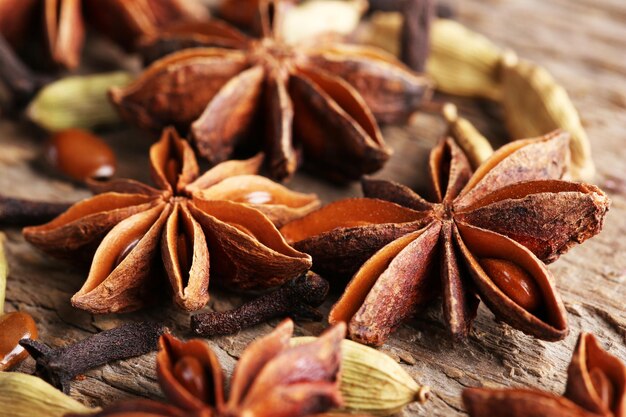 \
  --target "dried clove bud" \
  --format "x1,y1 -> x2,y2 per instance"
0,34 -> 49,107
20,321 -> 165,394
367,0 -> 434,72
191,272 -> 329,336
0,195 -> 72,225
